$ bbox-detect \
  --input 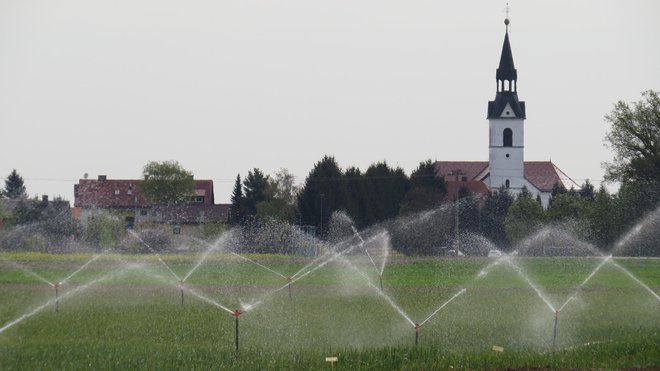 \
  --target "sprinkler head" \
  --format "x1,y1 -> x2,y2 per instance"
233,309 -> 242,318
415,323 -> 421,333
555,310 -> 560,317
288,276 -> 292,283
54,282 -> 60,288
